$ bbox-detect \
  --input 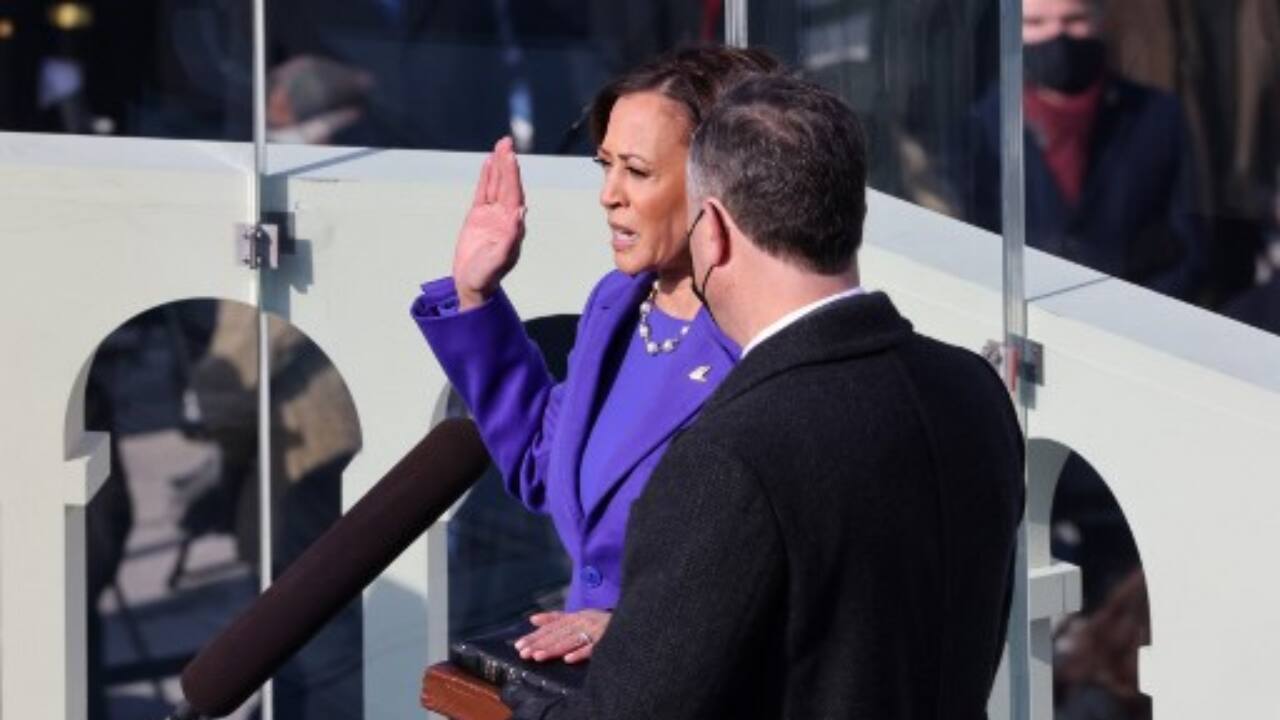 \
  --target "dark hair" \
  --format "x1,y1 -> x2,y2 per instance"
588,46 -> 781,145
689,75 -> 868,274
